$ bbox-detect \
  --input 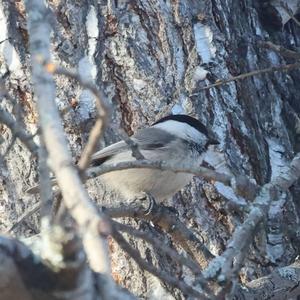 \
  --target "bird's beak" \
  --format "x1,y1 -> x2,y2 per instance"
206,128 -> 219,146
208,138 -> 220,145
